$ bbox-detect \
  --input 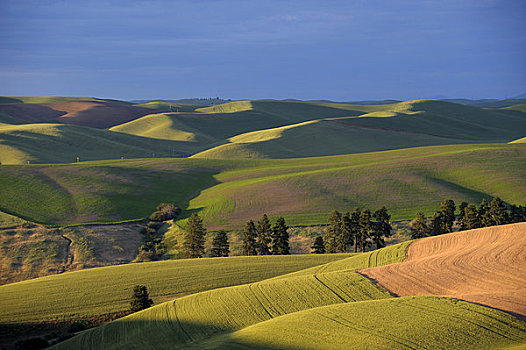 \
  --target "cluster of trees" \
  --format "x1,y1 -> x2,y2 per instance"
312,206 -> 392,254
182,213 -> 230,258
136,203 -> 180,261
410,198 -> 526,239
241,214 -> 290,255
